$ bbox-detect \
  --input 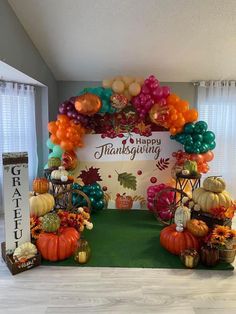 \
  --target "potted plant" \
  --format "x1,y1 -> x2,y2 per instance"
206,225 -> 236,264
